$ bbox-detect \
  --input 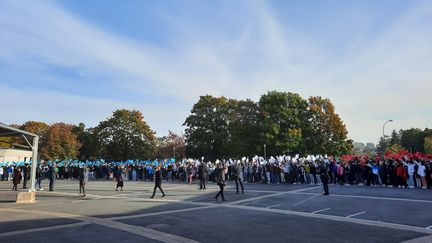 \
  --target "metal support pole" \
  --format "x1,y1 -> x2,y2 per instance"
29,136 -> 39,192
264,144 -> 267,161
